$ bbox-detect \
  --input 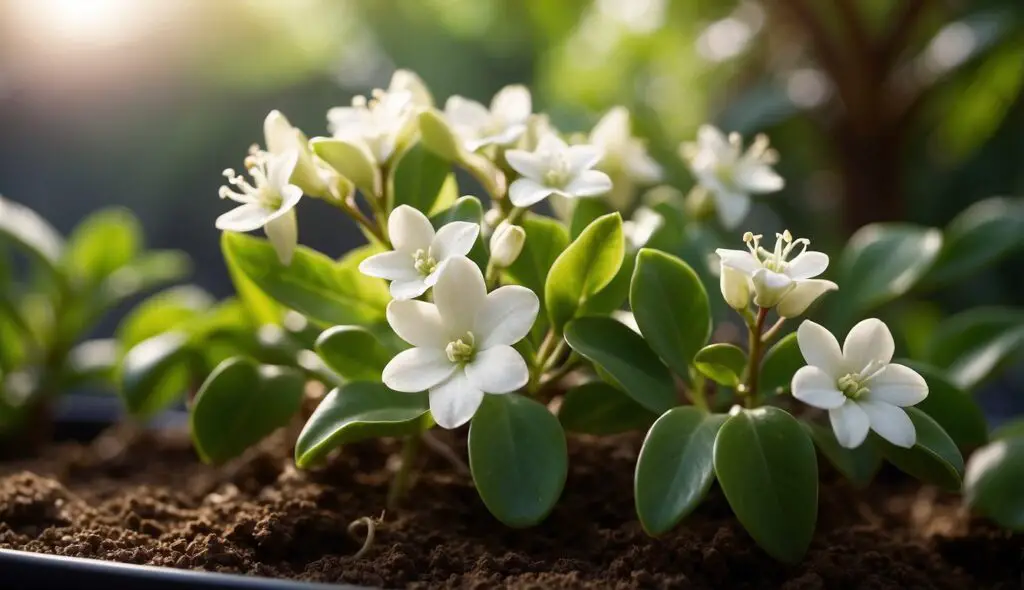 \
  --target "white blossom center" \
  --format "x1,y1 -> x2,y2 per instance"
744,230 -> 809,274
412,248 -> 438,276
837,360 -> 886,400
542,151 -> 573,188
219,148 -> 282,209
445,331 -> 476,364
